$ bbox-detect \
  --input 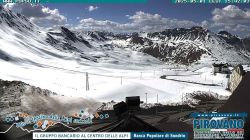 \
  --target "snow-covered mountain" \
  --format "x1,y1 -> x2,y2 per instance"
1,4 -> 249,66
0,5 -> 249,105
109,27 -> 250,65
46,26 -> 250,65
